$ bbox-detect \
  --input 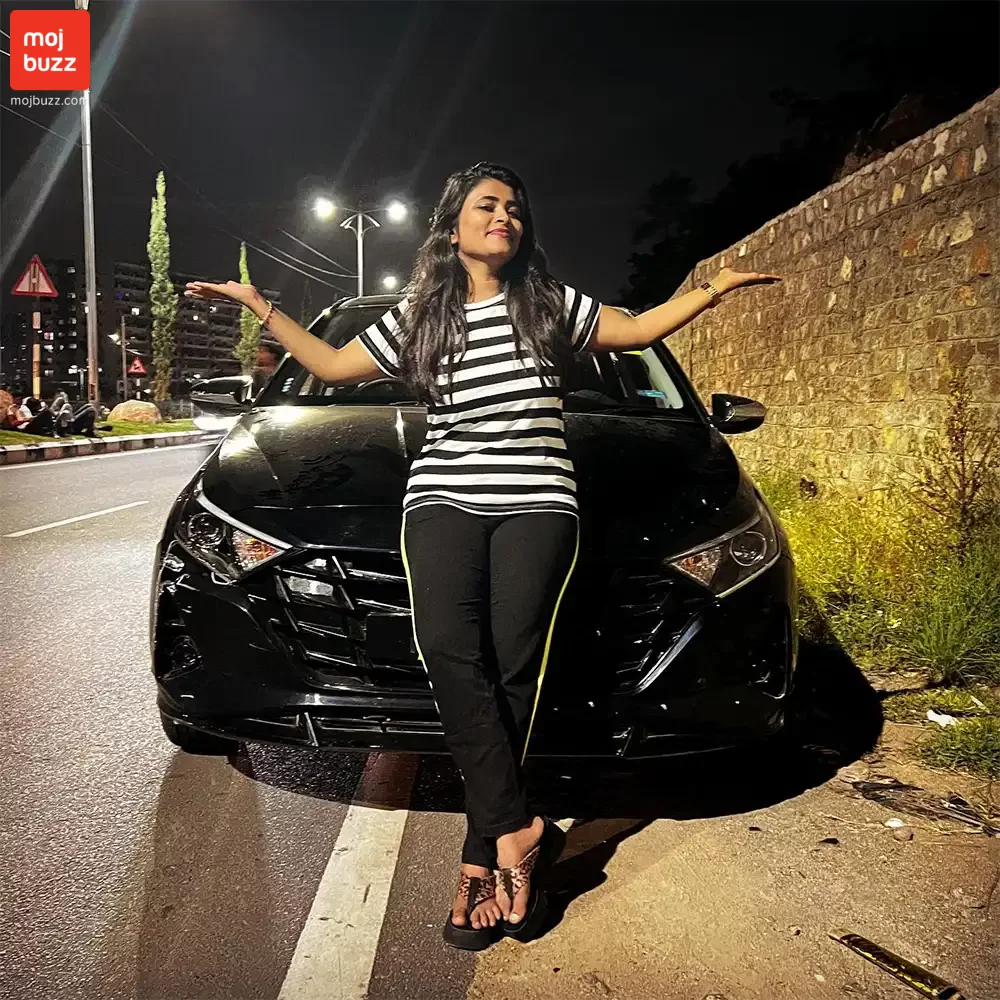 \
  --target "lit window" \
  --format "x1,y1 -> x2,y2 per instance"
68,292 -> 76,299
131,307 -> 140,316
192,314 -> 199,322
68,342 -> 77,349
44,345 -> 53,352
67,267 -> 76,274
84,305 -> 89,314
43,331 -> 53,340
209,305 -> 217,313
44,368 -> 55,376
